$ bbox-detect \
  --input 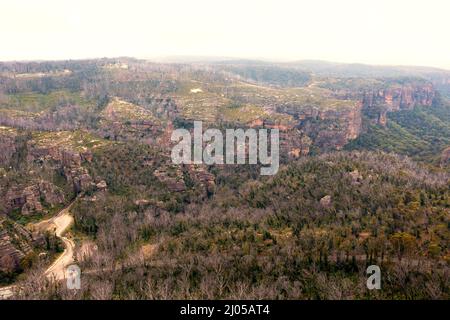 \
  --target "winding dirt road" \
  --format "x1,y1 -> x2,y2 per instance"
44,206 -> 75,280
0,202 -> 75,299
